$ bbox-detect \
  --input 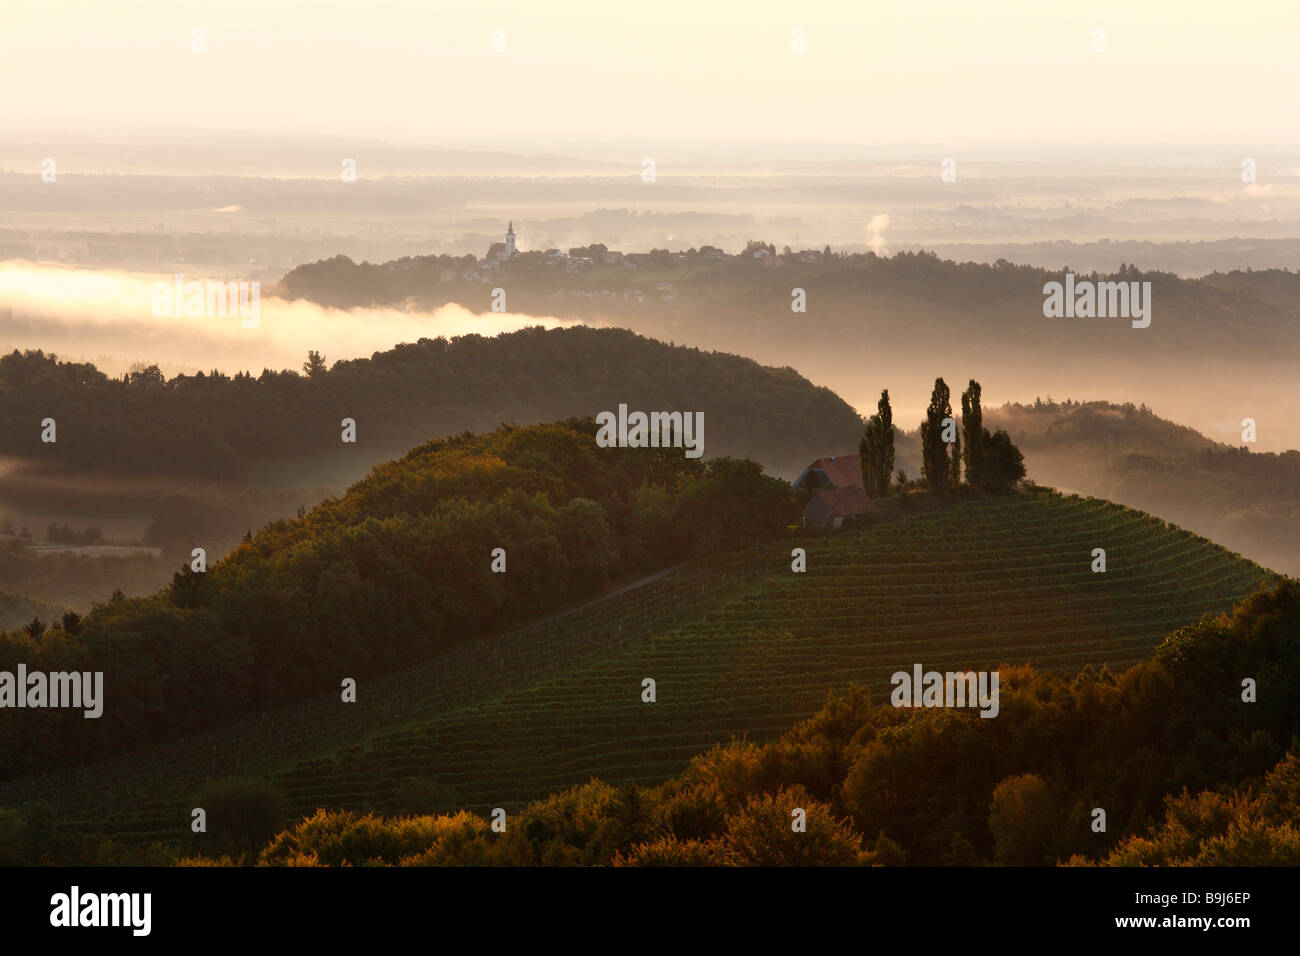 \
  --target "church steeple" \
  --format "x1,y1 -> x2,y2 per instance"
505,221 -> 517,257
